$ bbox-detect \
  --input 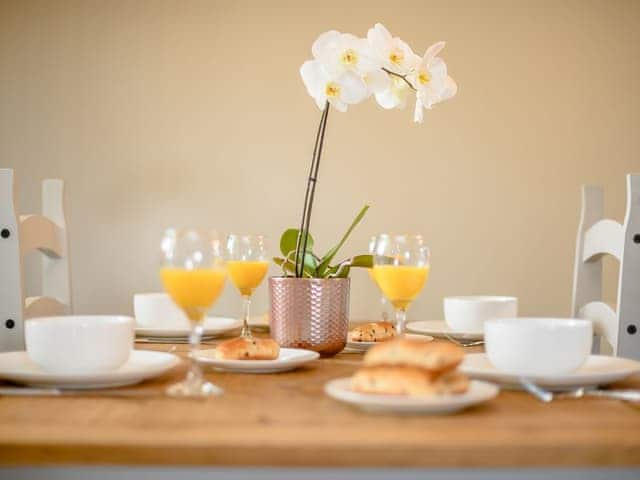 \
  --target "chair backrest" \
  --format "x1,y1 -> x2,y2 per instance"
572,174 -> 640,359
0,169 -> 72,352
